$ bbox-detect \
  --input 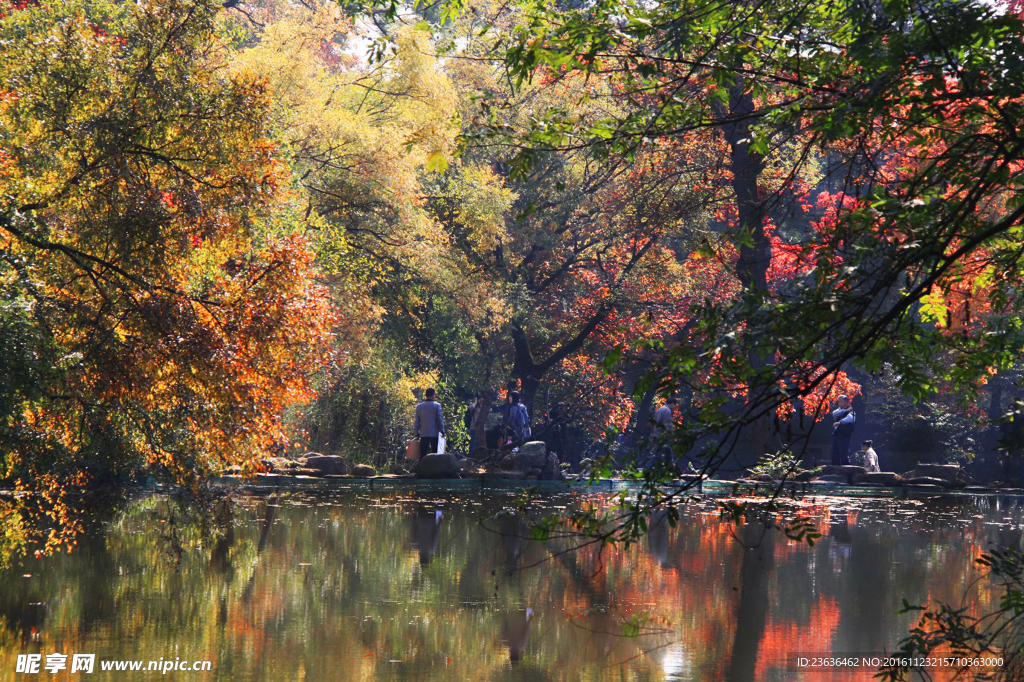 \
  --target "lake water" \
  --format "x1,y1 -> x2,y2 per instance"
0,491 -> 1020,681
